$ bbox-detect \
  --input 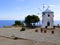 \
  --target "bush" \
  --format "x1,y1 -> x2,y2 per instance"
13,37 -> 19,40
20,28 -> 25,31
12,20 -> 23,26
